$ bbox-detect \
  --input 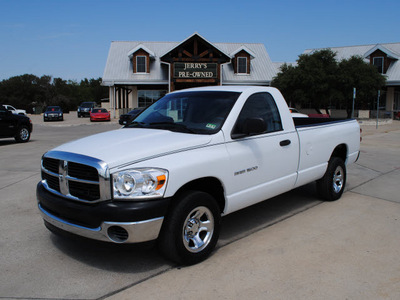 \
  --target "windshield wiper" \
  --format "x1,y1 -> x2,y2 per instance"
148,122 -> 196,133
